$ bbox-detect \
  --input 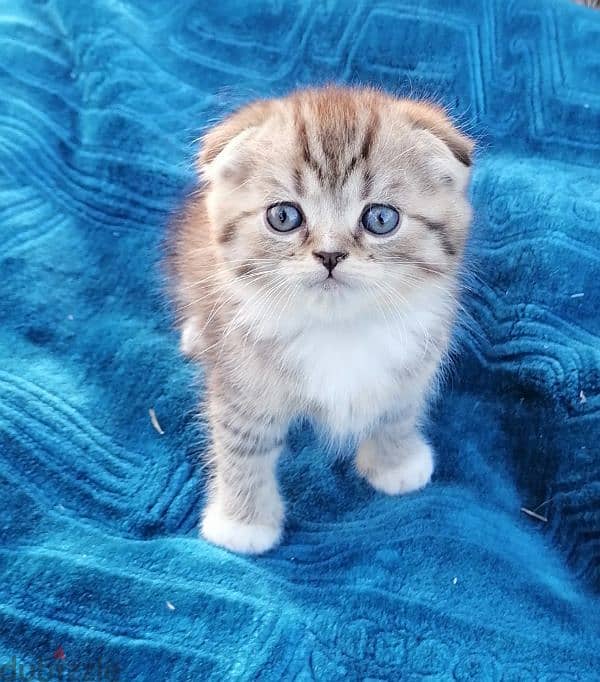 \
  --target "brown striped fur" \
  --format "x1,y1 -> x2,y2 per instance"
168,86 -> 474,555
